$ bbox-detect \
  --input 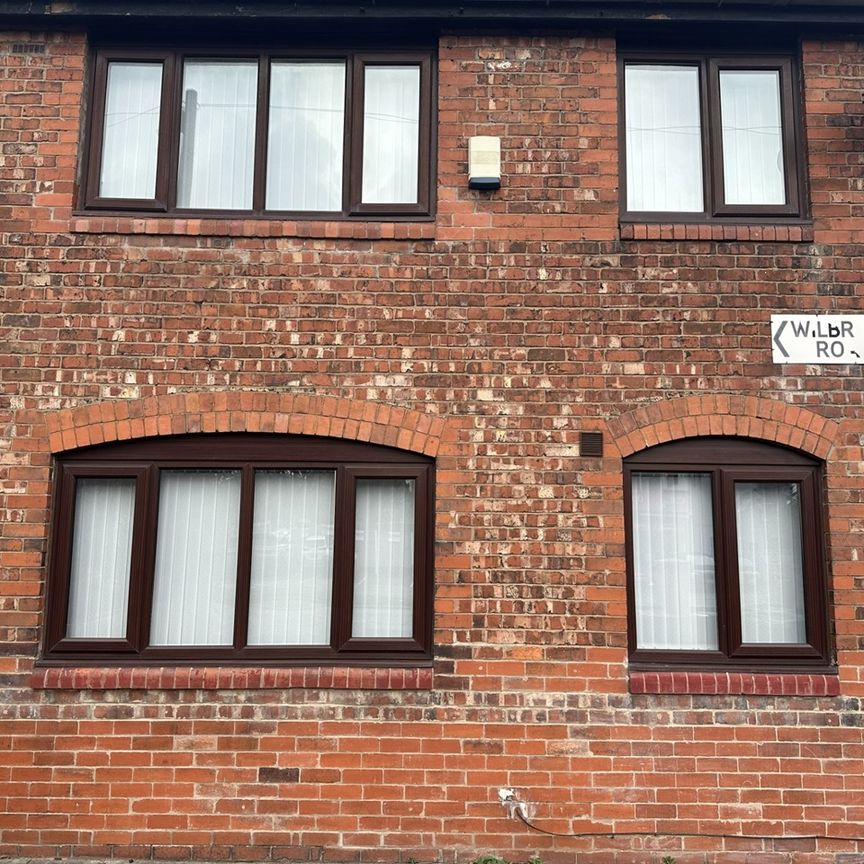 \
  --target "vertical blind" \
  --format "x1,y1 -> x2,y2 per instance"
150,470 -> 241,646
100,62 -> 162,200
67,478 -> 136,638
248,470 -> 336,645
631,472 -> 718,650
736,481 -> 806,643
352,478 -> 415,638
625,64 -> 704,213
267,62 -> 346,212
719,70 -> 785,206
361,66 -> 420,204
177,61 -> 257,209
